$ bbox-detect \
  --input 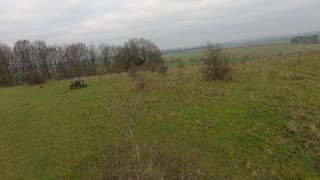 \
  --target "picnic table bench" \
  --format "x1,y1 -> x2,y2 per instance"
69,80 -> 87,89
